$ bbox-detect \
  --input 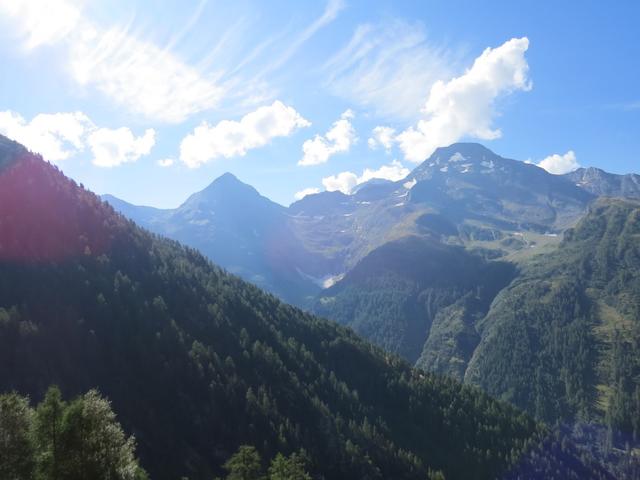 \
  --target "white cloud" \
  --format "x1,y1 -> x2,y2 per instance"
180,101 -> 310,168
299,110 -> 357,166
324,21 -> 455,120
70,28 -> 225,123
322,171 -> 358,194
367,126 -> 396,151
0,0 -> 347,123
1,0 -> 82,49
0,110 -> 93,161
0,109 -> 157,167
360,160 -> 410,183
88,128 -> 156,168
397,37 -> 532,163
294,187 -> 321,200
0,0 -> 224,123
157,158 -> 175,168
262,0 -> 344,76
322,160 -> 409,194
537,150 -> 580,175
